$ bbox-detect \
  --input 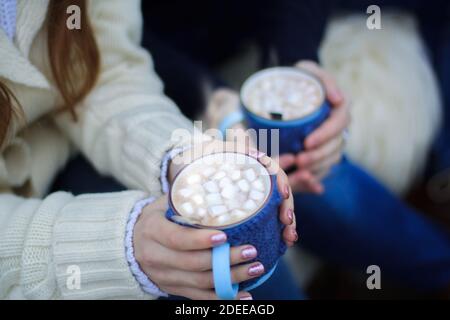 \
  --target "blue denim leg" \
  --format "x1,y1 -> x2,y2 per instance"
294,158 -> 450,291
